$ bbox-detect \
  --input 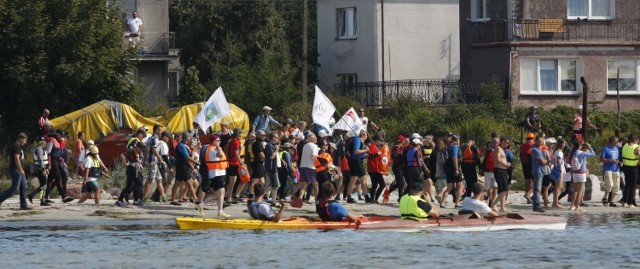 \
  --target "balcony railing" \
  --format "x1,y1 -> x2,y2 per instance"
123,32 -> 176,55
330,78 -> 509,107
470,19 -> 640,44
